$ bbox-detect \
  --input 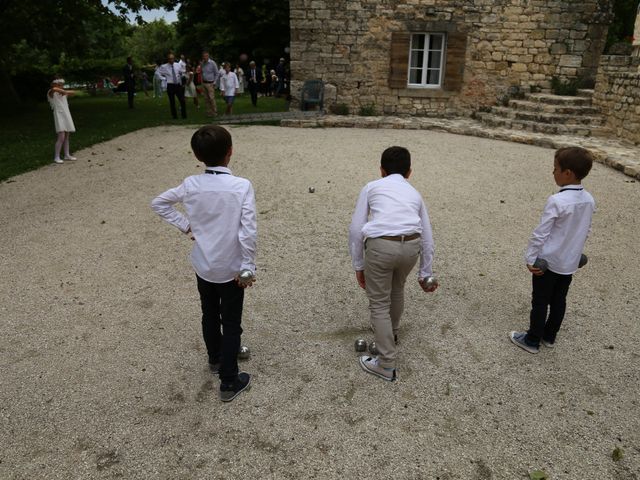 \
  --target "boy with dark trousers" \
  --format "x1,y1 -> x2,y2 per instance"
151,125 -> 256,401
349,146 -> 438,382
510,147 -> 595,353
